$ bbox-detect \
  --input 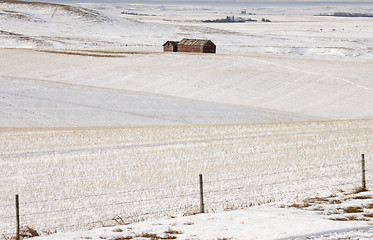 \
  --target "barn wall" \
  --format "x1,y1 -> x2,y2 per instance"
178,45 -> 203,53
203,41 -> 216,53
163,43 -> 176,52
